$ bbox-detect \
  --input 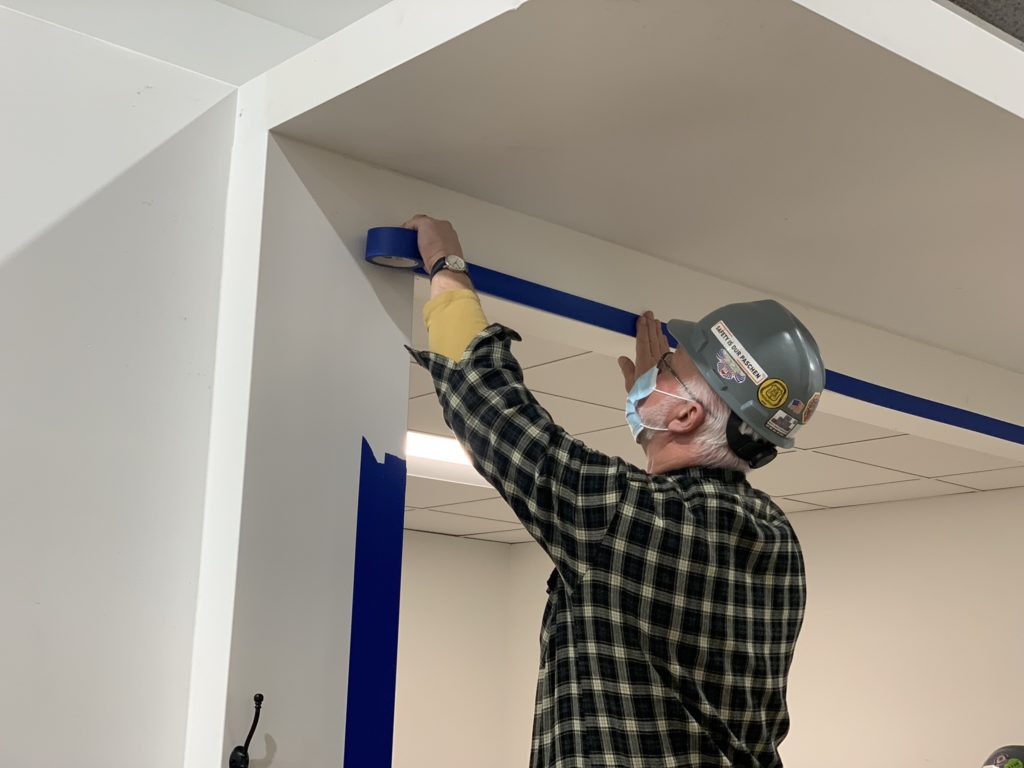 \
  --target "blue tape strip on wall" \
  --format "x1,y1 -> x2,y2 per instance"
362,226 -> 1023,445
344,439 -> 406,768
468,263 -> 1024,446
